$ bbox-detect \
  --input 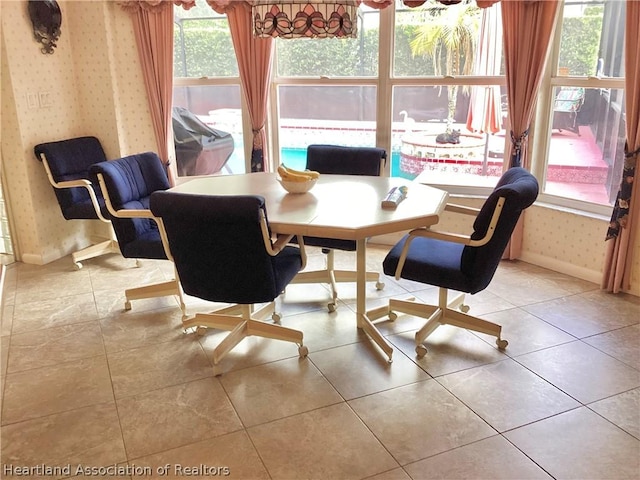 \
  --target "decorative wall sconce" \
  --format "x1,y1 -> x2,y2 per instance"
28,0 -> 62,54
